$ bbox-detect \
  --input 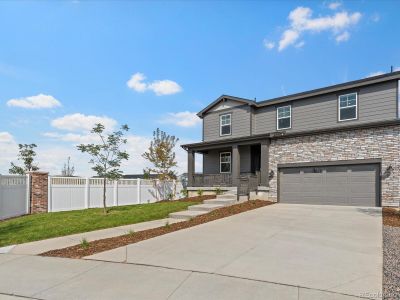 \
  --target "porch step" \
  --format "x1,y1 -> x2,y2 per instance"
188,203 -> 225,212
168,210 -> 209,220
216,193 -> 236,200
203,198 -> 237,206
